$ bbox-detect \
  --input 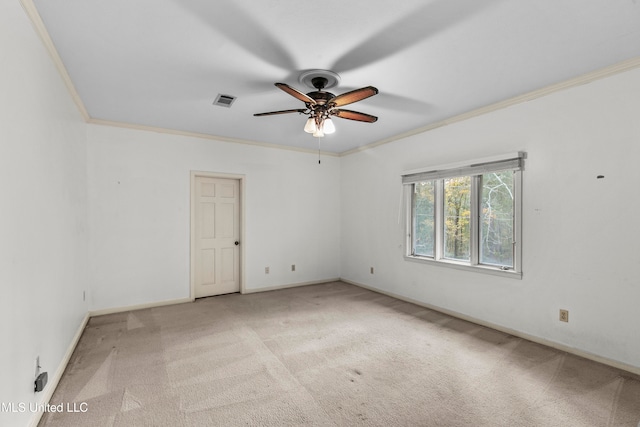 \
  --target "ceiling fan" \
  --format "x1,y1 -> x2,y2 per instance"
254,70 -> 378,137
